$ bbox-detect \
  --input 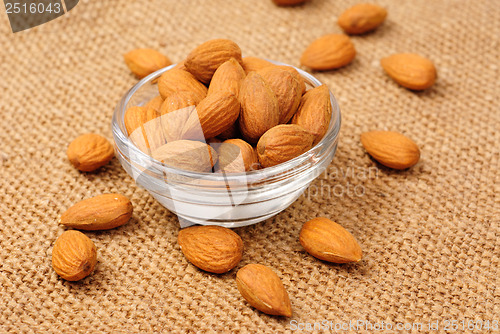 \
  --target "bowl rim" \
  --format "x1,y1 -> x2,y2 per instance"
112,59 -> 341,184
